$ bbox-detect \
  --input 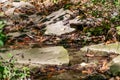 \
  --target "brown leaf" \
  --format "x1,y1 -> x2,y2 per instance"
99,60 -> 109,73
